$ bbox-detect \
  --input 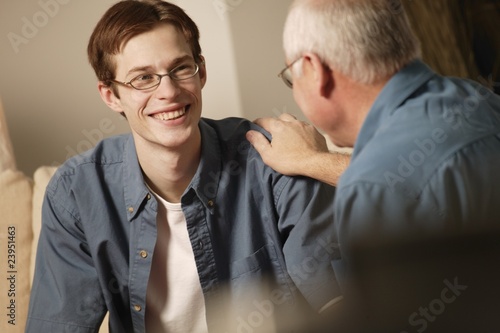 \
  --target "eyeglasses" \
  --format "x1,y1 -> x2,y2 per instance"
111,63 -> 200,90
278,57 -> 302,88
